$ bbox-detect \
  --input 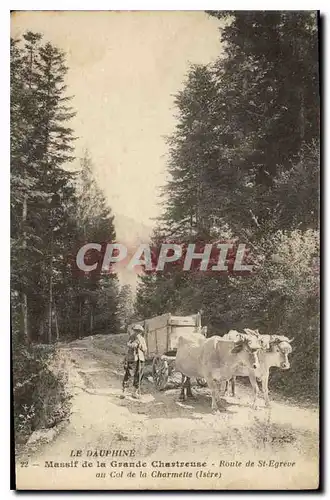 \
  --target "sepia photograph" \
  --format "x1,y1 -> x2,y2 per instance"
11,10 -> 320,490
